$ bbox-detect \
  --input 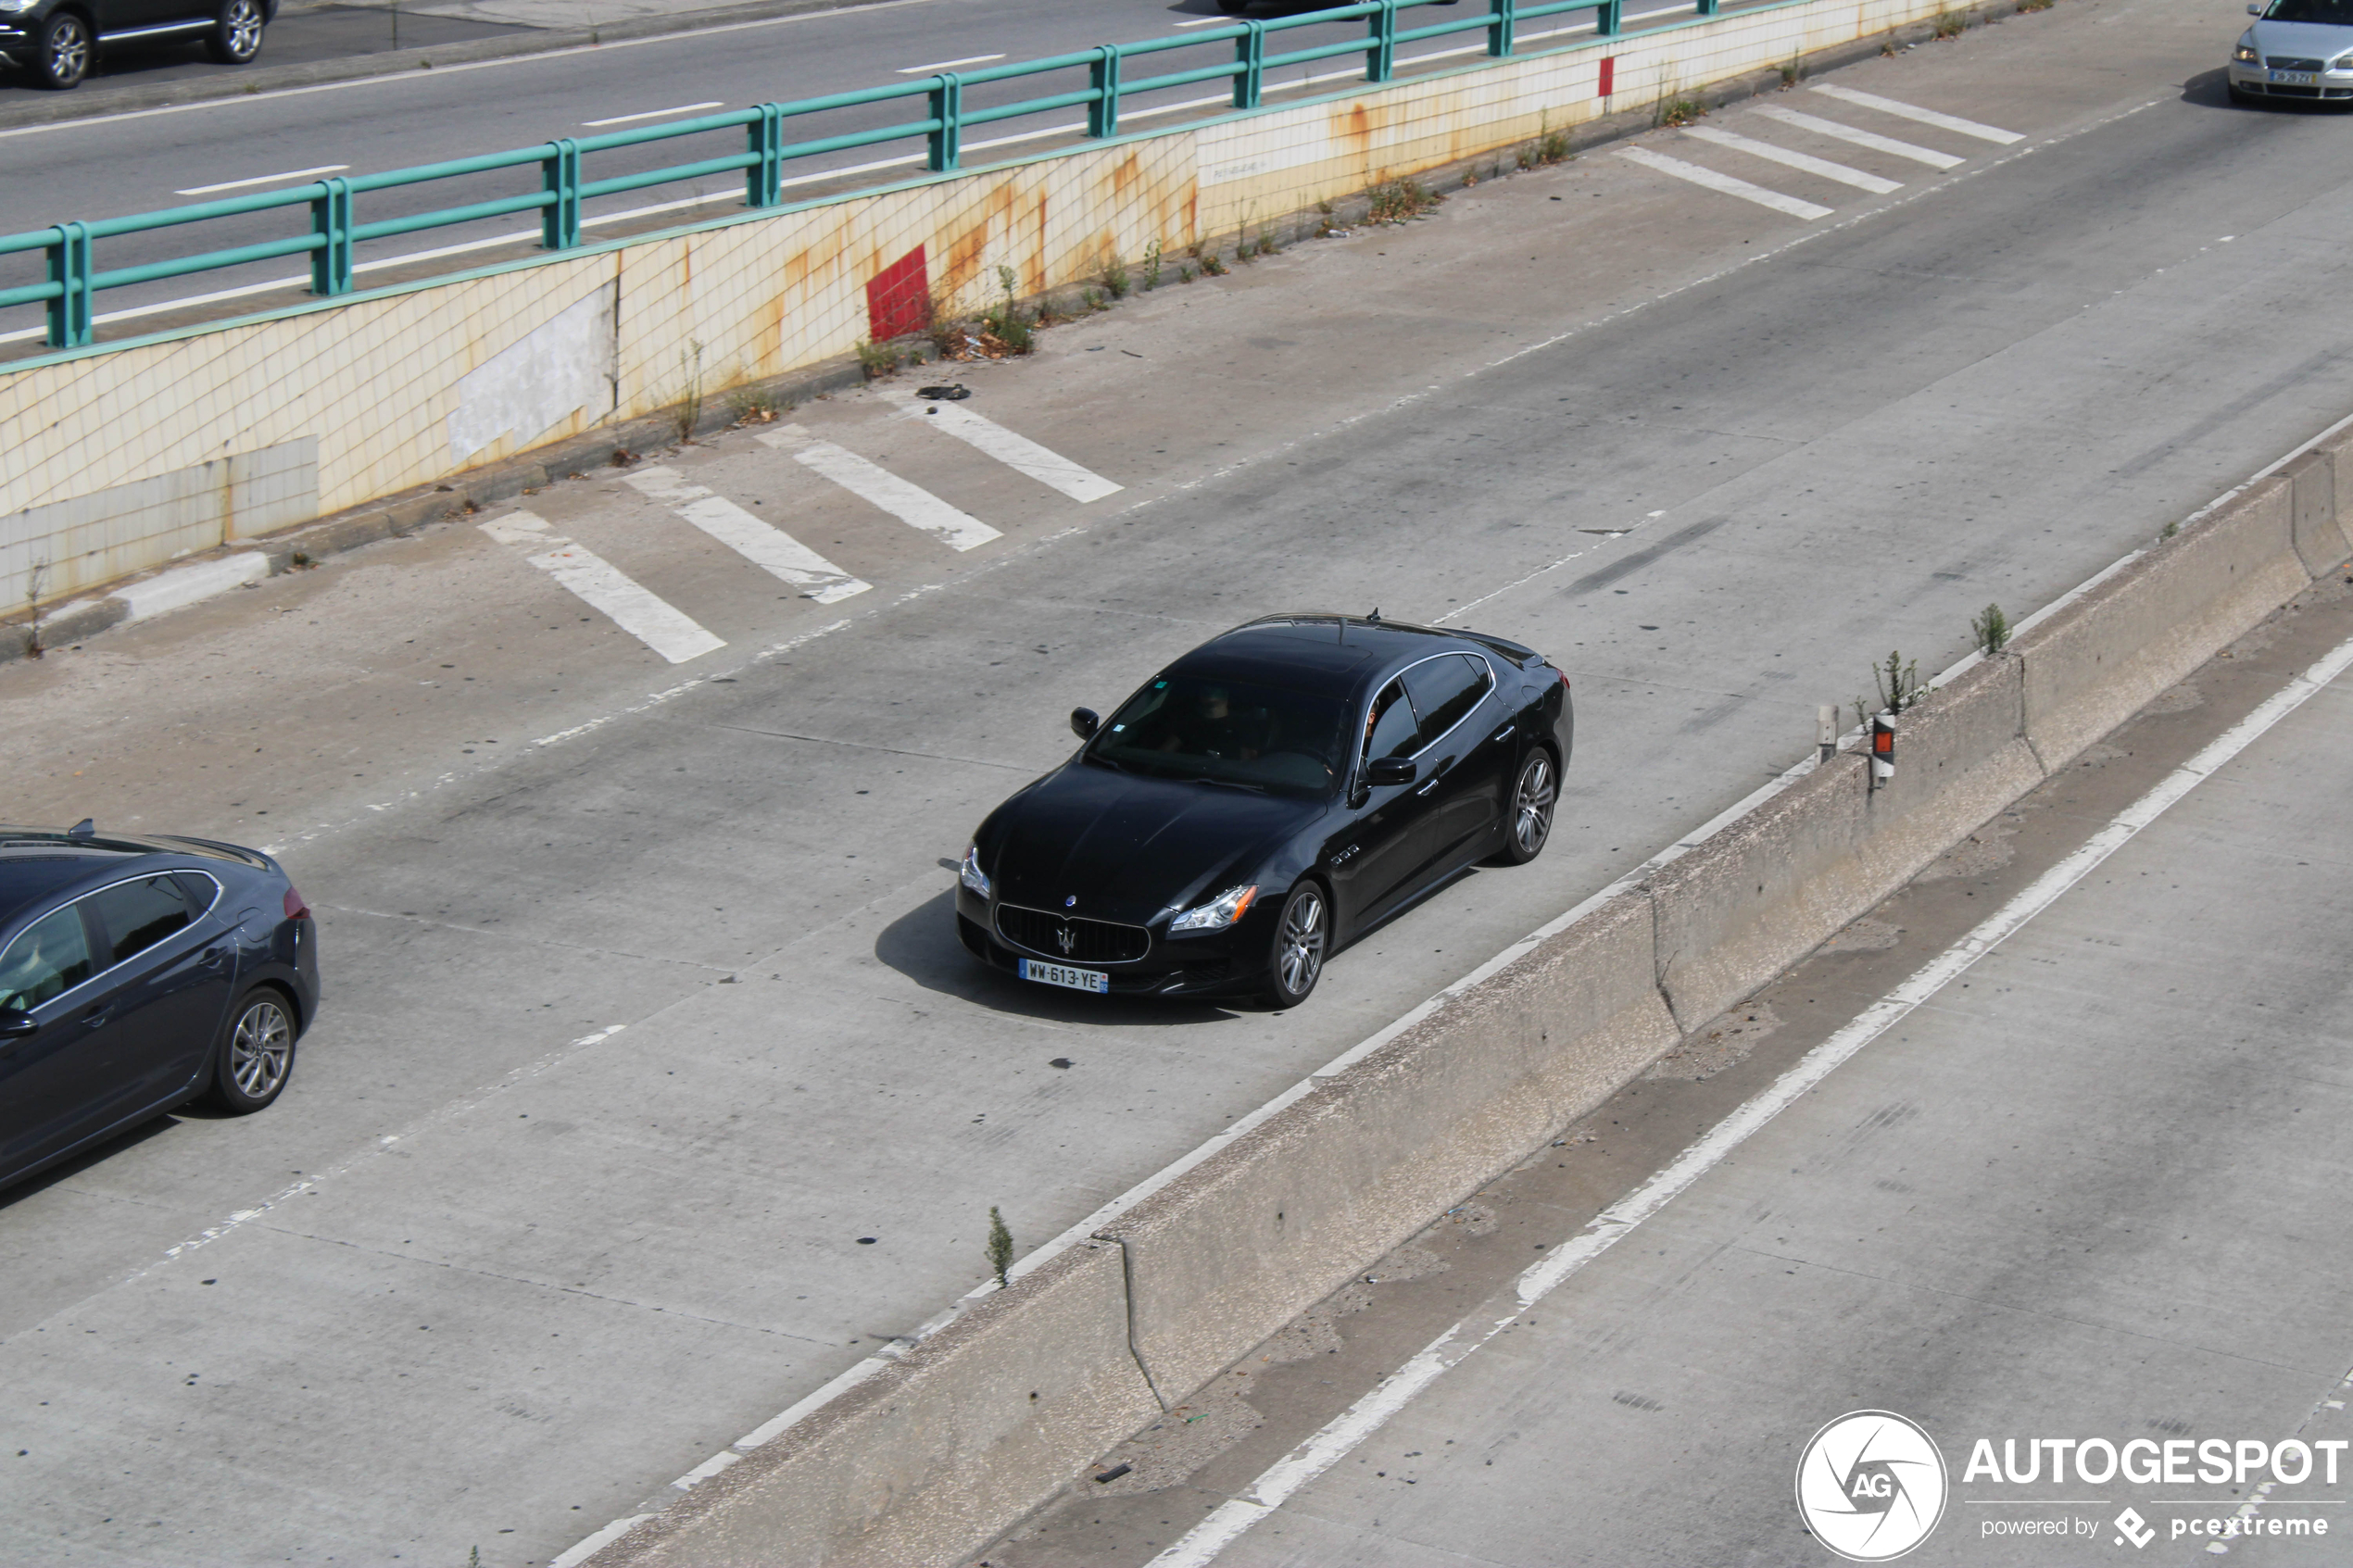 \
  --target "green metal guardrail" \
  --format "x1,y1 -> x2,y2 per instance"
0,0 -> 1667,352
